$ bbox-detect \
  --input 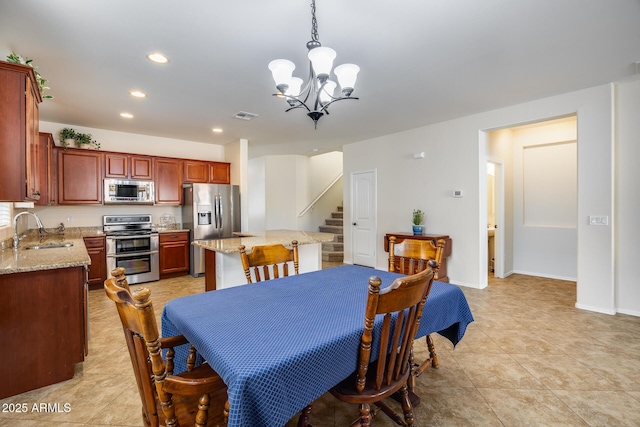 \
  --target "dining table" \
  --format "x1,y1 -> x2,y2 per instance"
161,264 -> 474,427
